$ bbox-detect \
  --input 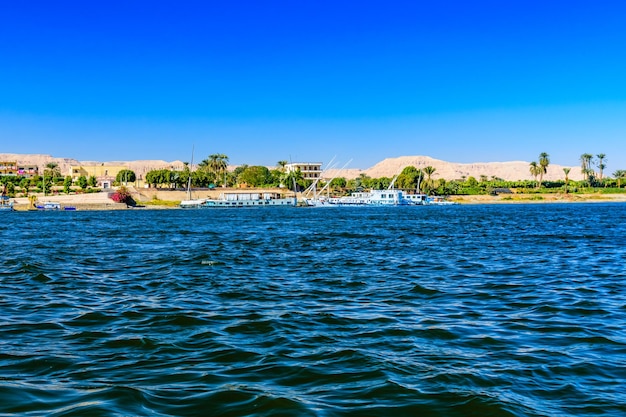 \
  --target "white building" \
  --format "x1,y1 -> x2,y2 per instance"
285,162 -> 323,180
